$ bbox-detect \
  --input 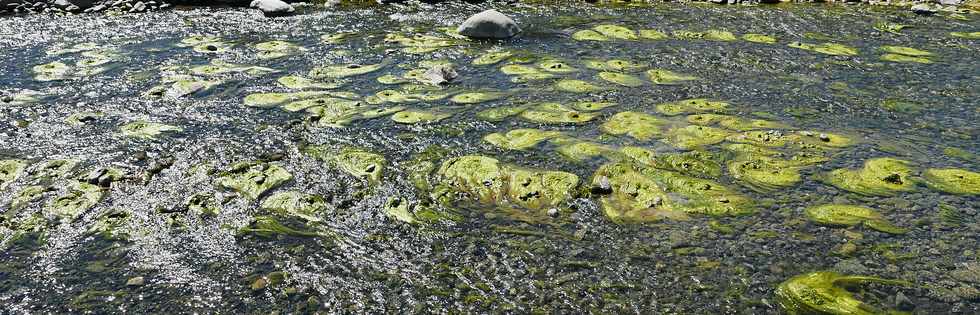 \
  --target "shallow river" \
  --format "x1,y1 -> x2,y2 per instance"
0,2 -> 978,313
